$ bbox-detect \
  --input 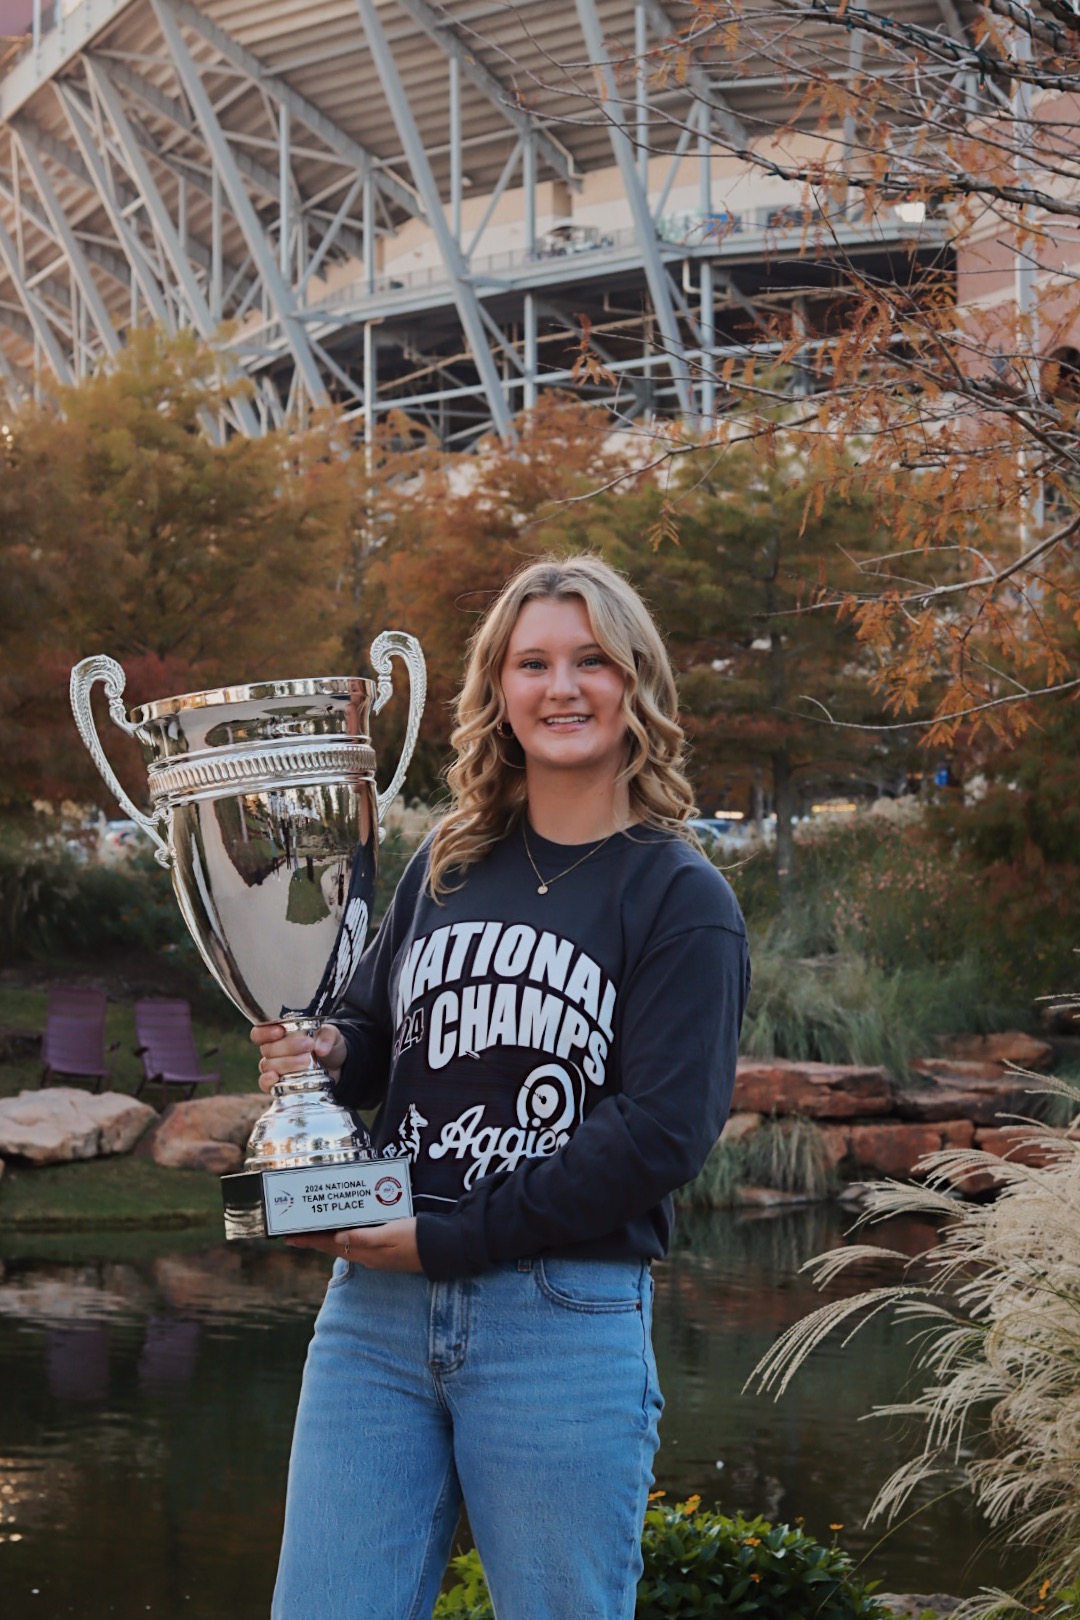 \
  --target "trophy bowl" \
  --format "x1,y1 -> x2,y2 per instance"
70,634 -> 425,1240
